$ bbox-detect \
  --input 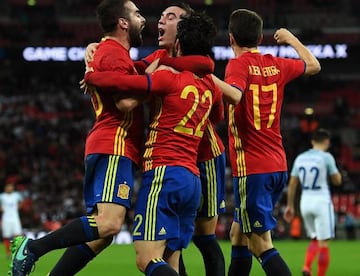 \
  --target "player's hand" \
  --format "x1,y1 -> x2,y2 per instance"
283,206 -> 295,223
79,78 -> 96,94
274,28 -> 298,45
113,95 -> 140,112
145,58 -> 160,73
85,42 -> 99,66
